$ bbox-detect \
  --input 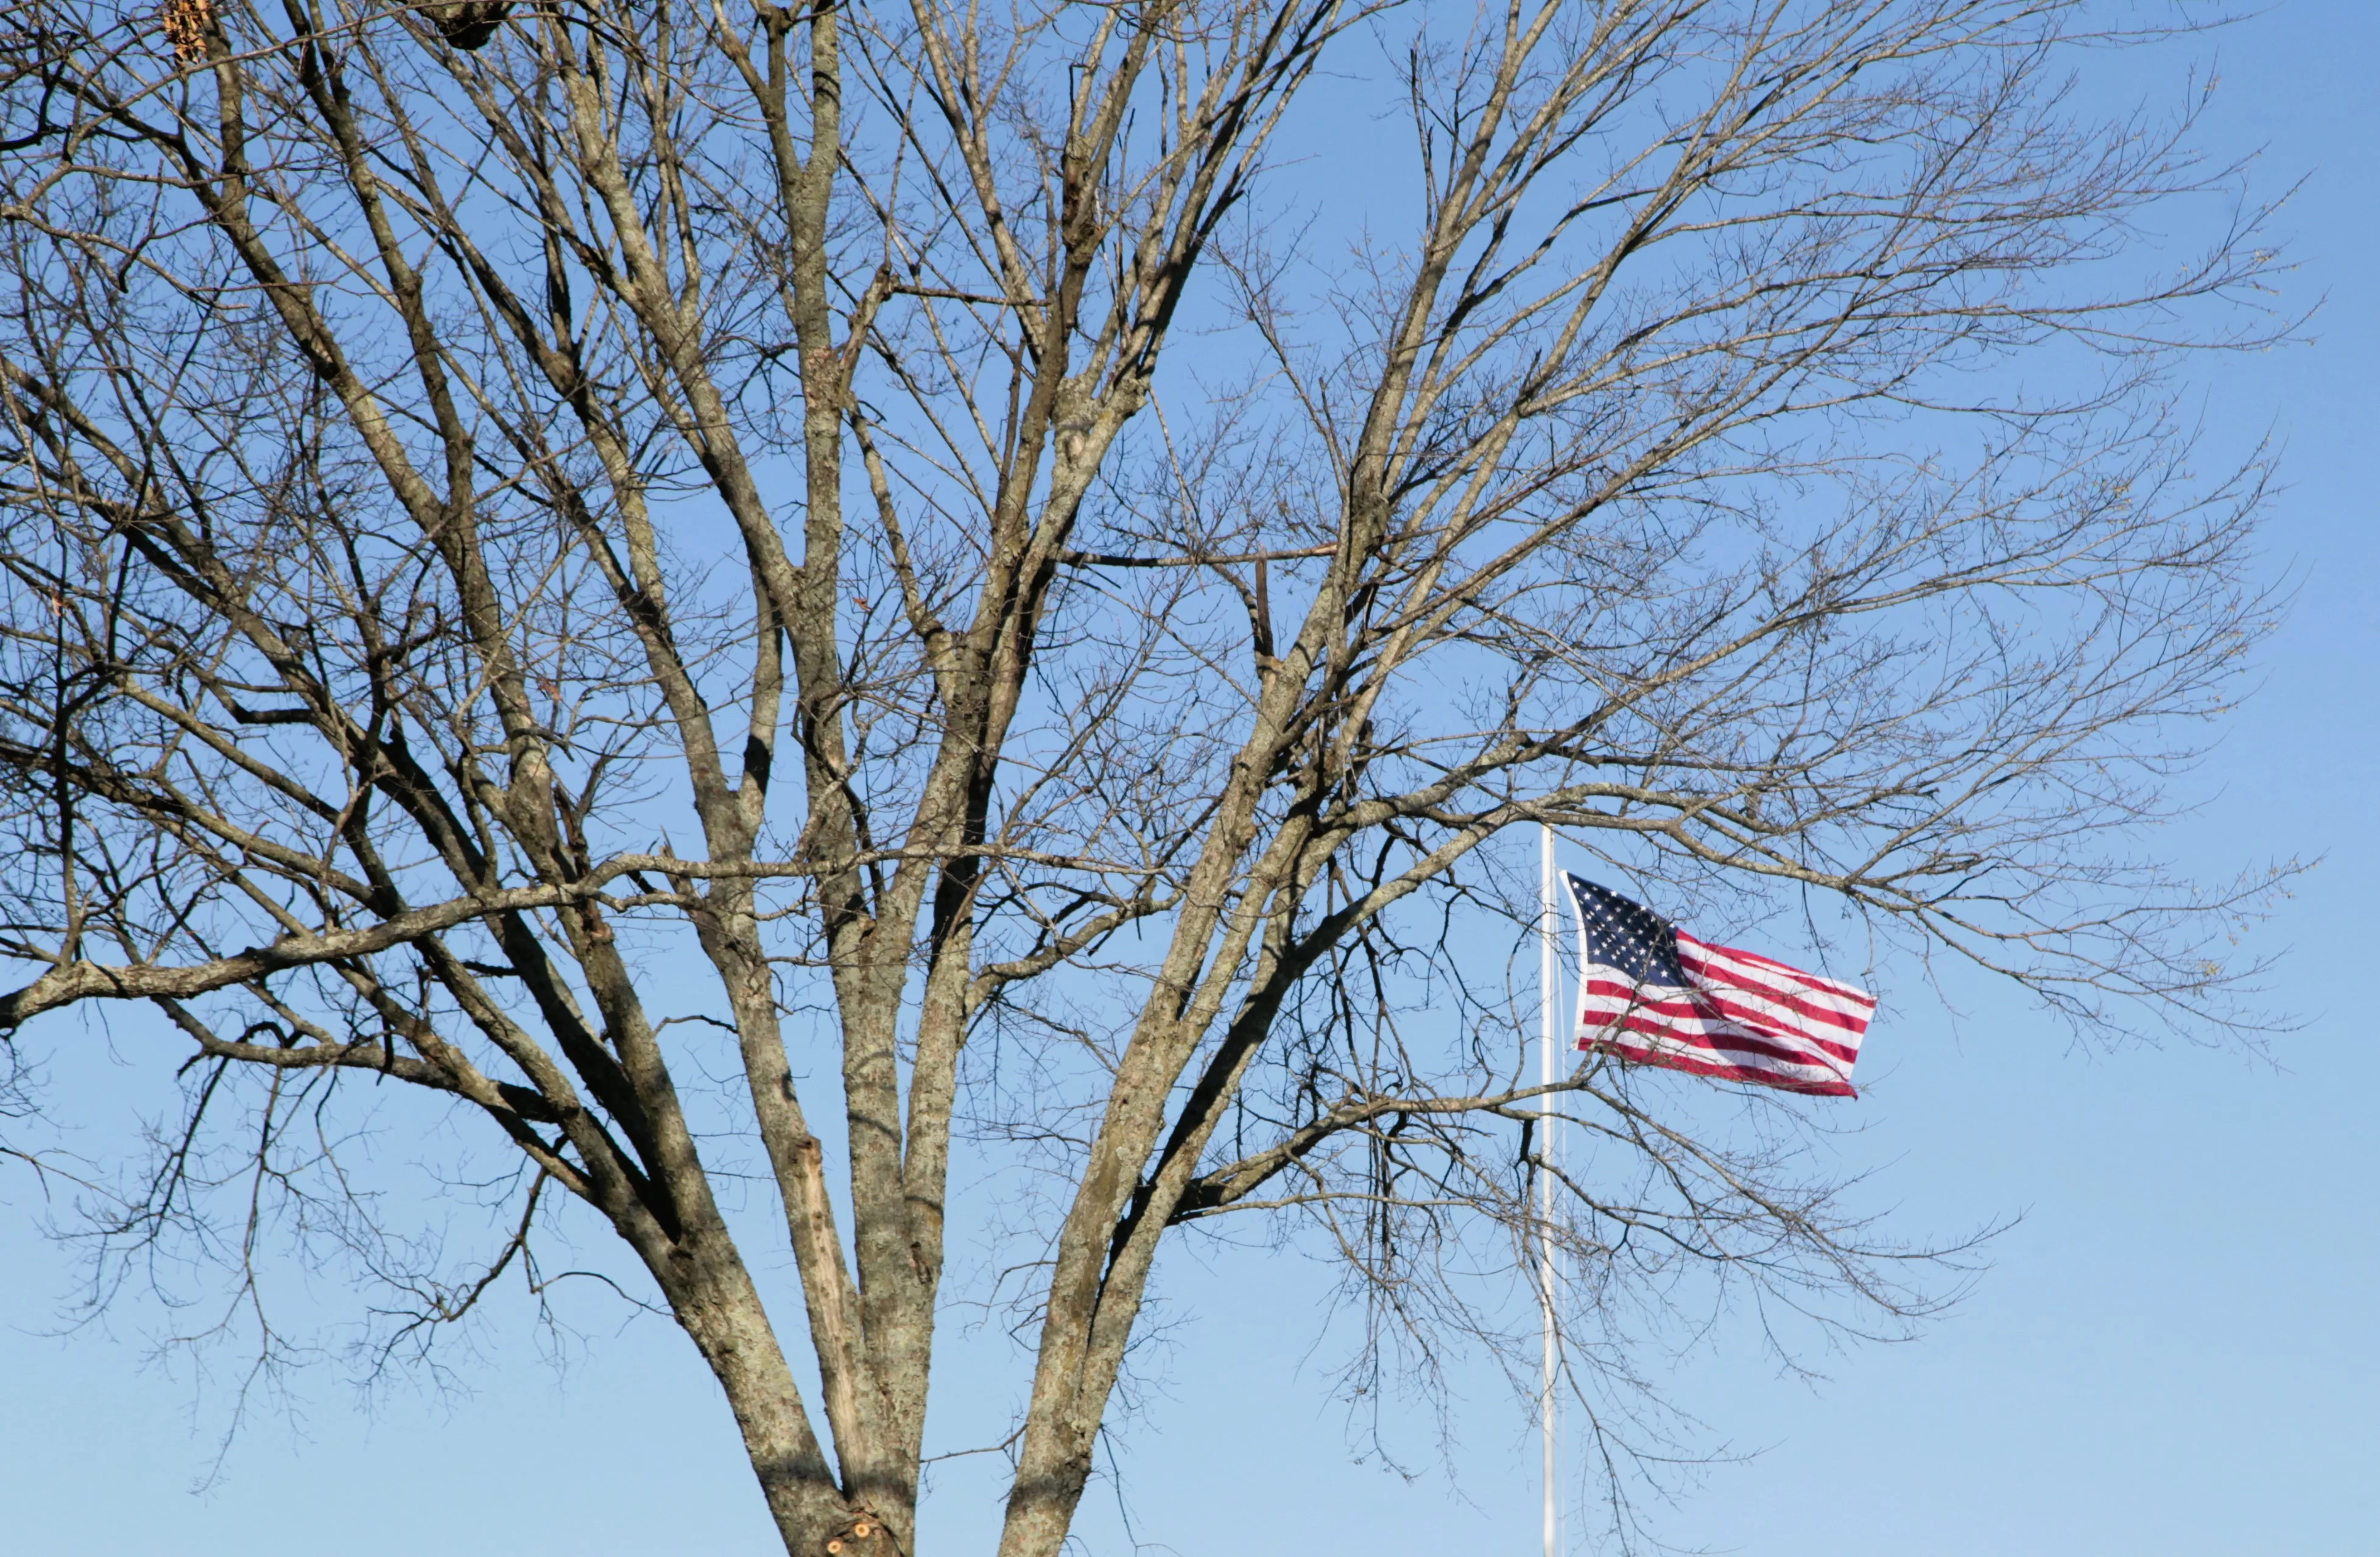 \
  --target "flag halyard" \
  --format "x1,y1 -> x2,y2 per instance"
1563,875 -> 1875,1097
